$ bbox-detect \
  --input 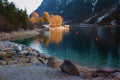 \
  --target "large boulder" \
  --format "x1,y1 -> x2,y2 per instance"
60,60 -> 80,75
47,56 -> 60,69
